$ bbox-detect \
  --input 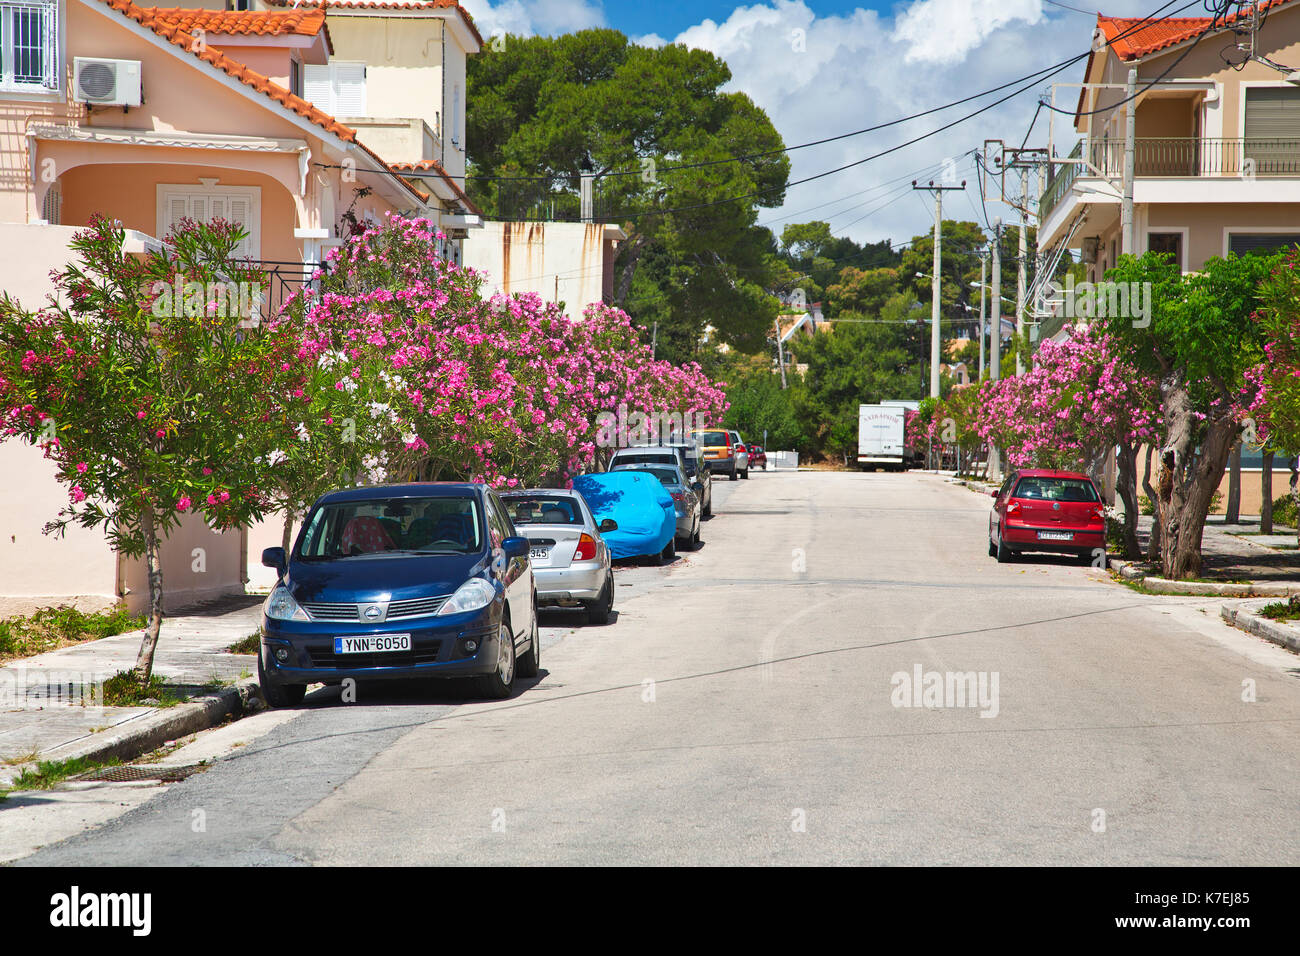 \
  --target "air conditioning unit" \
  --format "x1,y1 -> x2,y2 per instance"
73,58 -> 142,107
